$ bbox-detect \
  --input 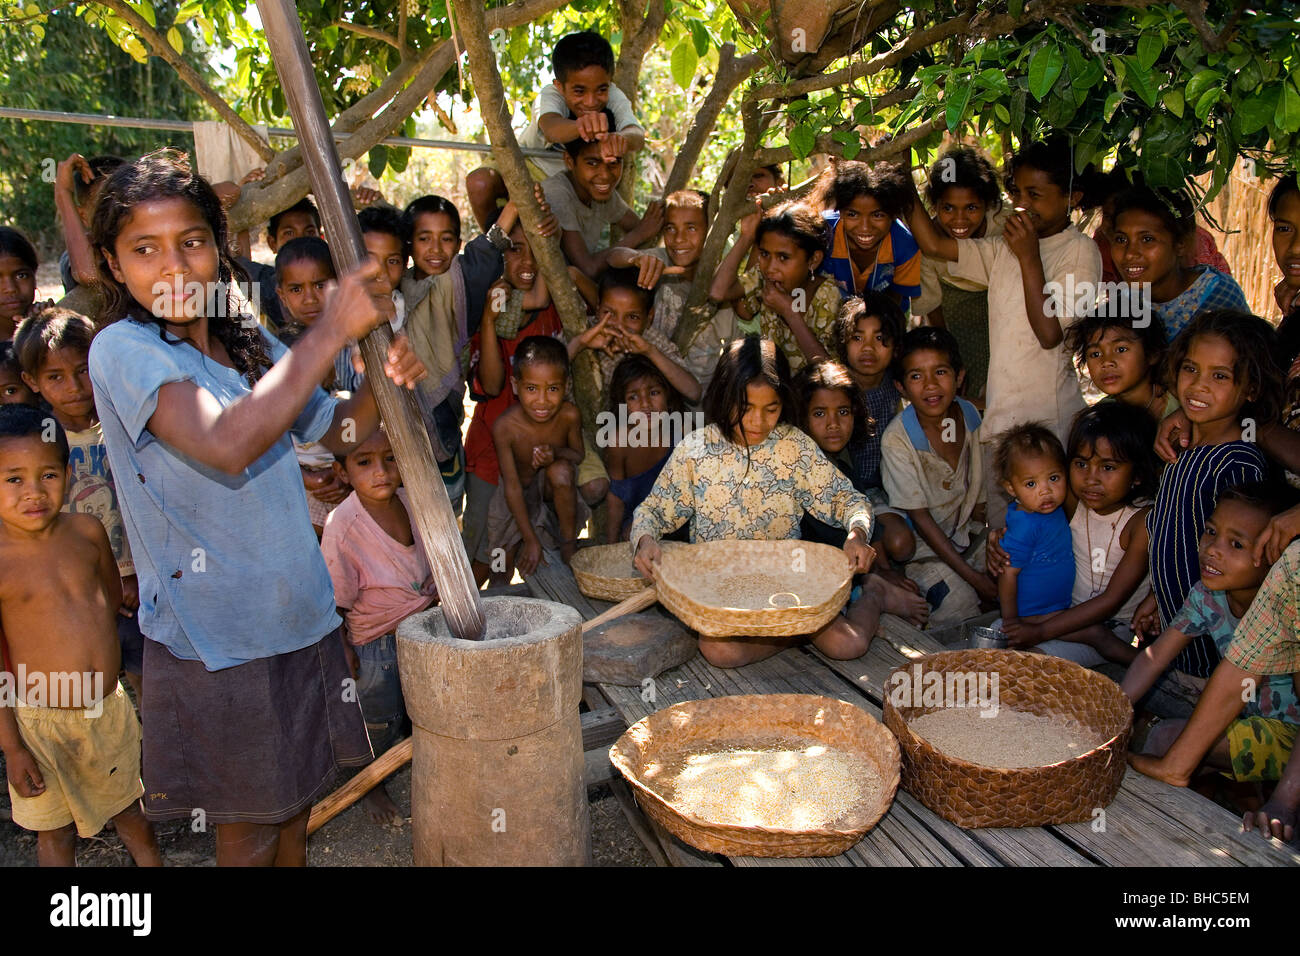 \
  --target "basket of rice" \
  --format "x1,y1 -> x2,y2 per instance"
609,693 -> 900,857
571,542 -> 653,602
653,540 -> 851,637
881,649 -> 1132,829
